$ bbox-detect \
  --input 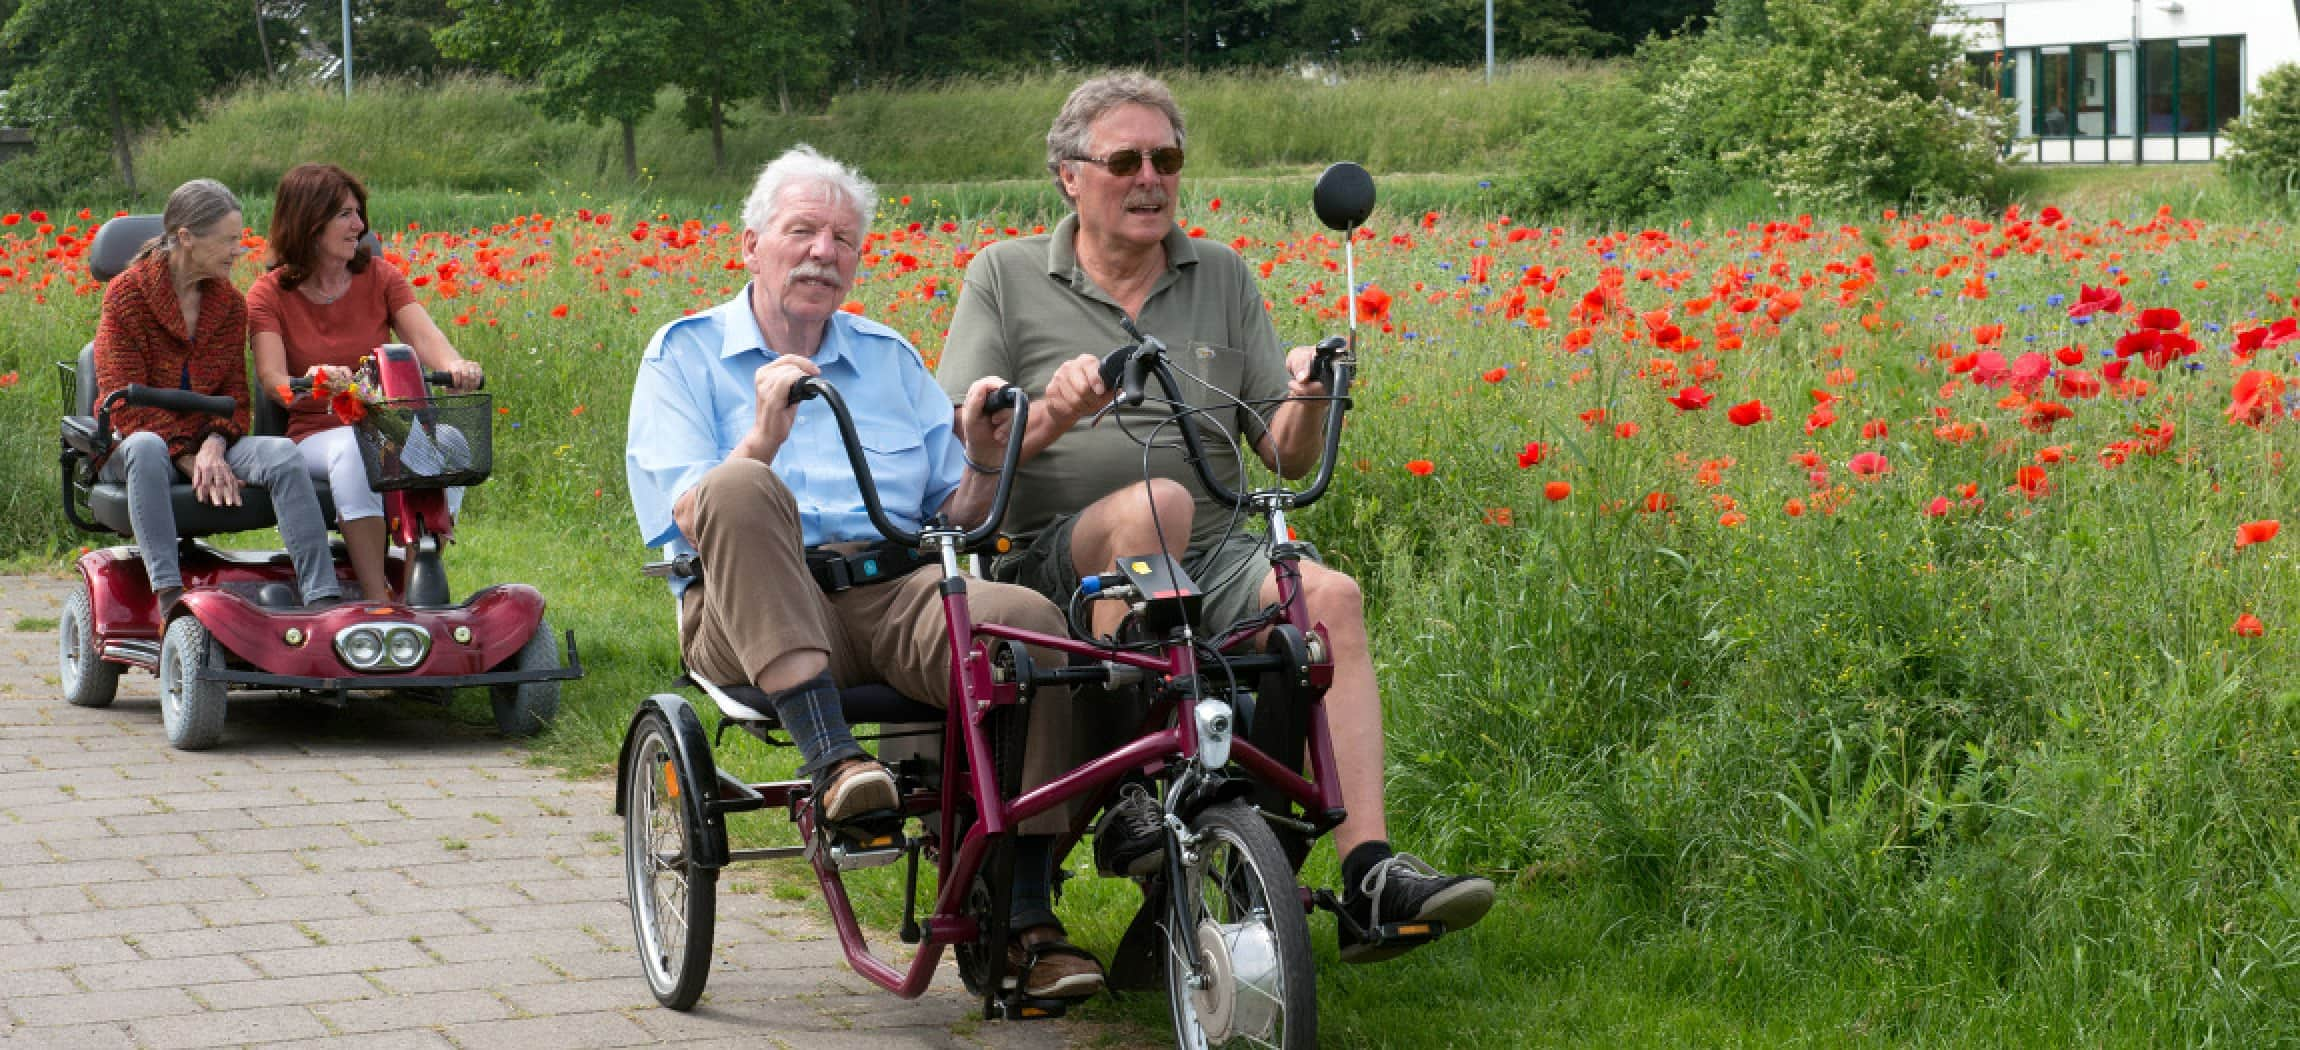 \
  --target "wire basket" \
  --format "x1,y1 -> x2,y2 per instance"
352,393 -> 493,491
